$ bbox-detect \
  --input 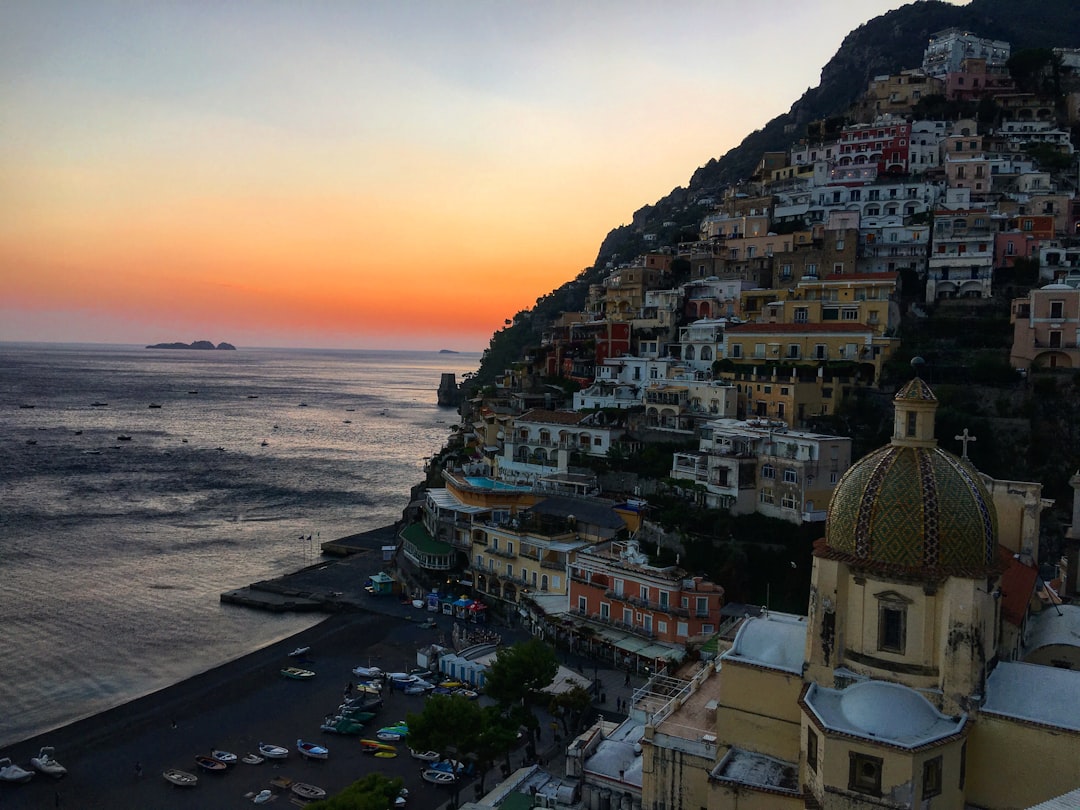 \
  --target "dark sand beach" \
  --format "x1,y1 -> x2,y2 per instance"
0,607 -> 477,809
